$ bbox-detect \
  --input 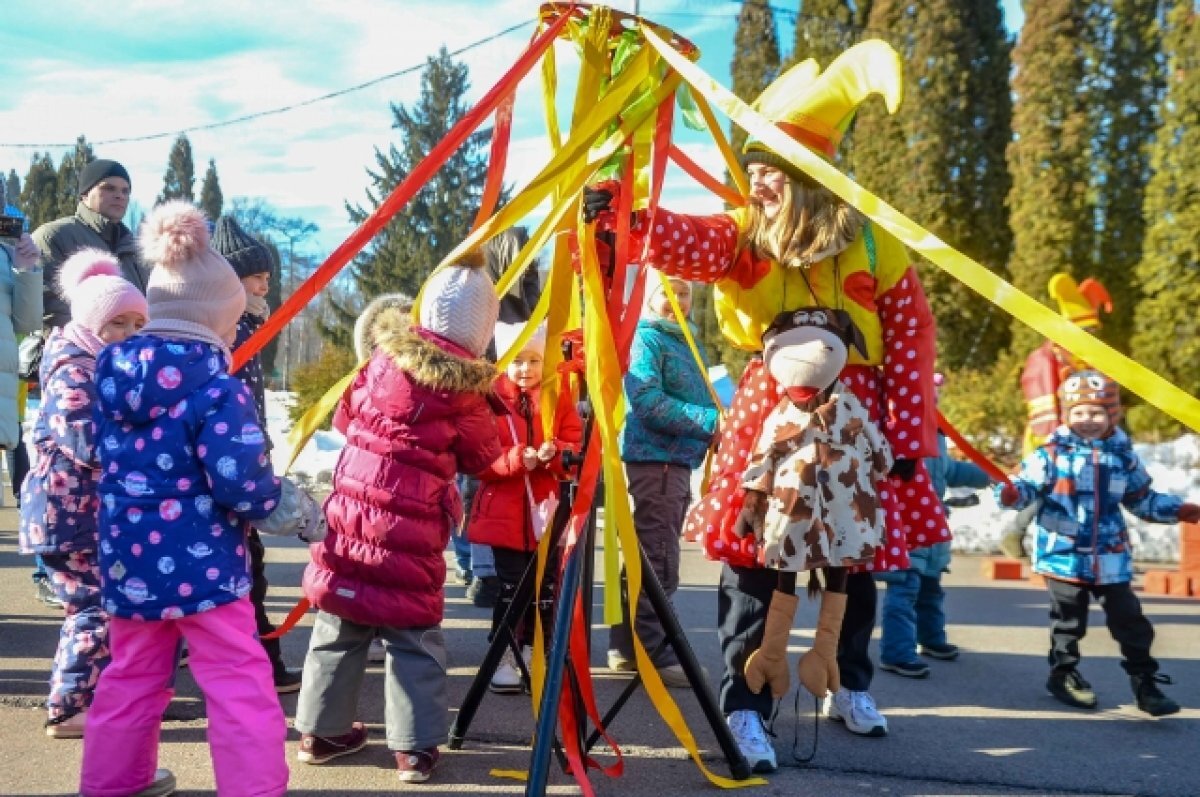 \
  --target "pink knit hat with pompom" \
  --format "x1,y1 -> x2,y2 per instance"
57,248 -> 148,333
139,201 -> 245,345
